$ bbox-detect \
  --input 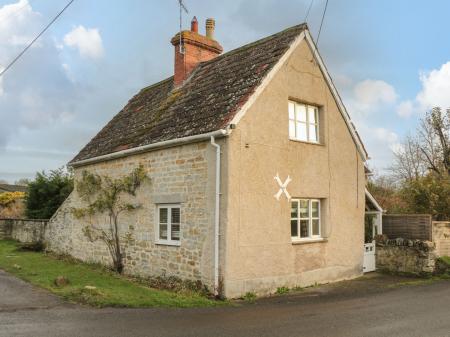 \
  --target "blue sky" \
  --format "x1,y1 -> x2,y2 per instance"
1,0 -> 450,182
